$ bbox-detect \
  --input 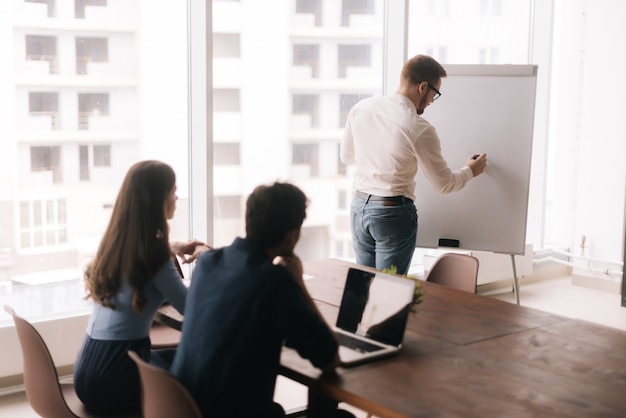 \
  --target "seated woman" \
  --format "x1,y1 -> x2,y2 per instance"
73,160 -> 209,415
